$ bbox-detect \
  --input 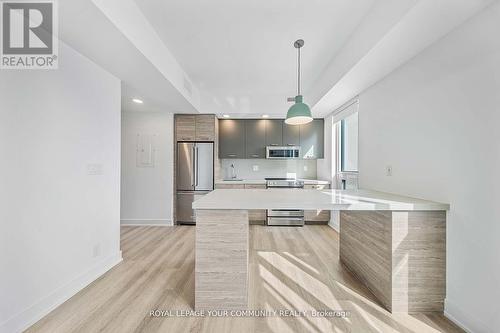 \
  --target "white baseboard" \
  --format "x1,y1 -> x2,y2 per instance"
120,219 -> 172,226
444,298 -> 490,333
0,252 -> 122,333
